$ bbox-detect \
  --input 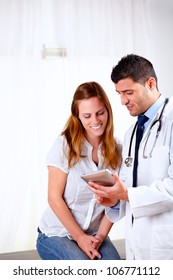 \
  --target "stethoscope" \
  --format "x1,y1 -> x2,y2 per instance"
124,98 -> 169,167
